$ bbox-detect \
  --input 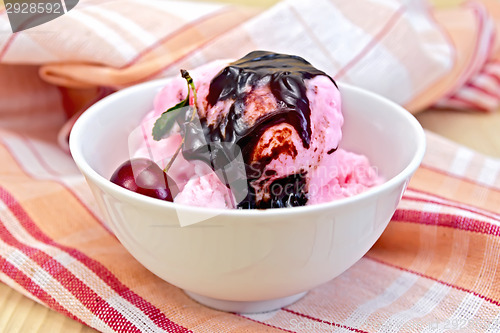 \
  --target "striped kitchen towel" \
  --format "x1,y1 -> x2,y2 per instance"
1,0 -> 500,332
2,0 -> 500,152
1,0 -> 500,113
2,124 -> 500,332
